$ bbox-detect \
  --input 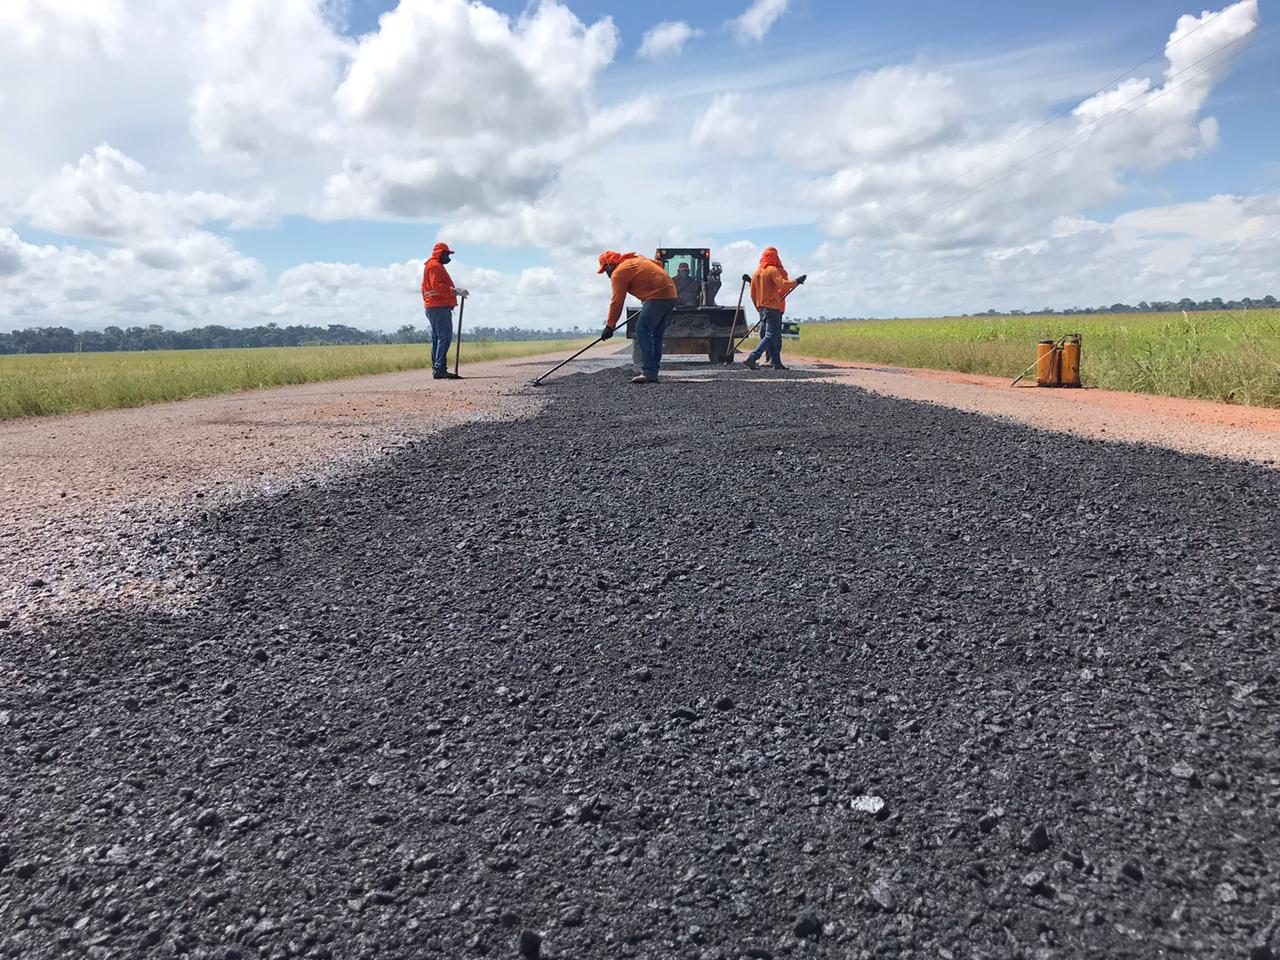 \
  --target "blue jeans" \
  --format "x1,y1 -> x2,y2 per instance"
636,298 -> 678,378
426,307 -> 453,374
748,307 -> 783,366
